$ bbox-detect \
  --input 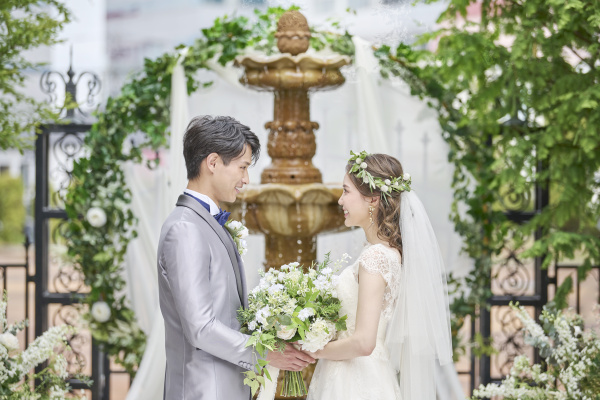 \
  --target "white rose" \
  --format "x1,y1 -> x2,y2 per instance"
0,332 -> 19,351
403,173 -> 411,181
299,320 -> 336,352
380,185 -> 389,192
355,157 -> 362,164
384,179 -> 391,185
228,220 -> 242,230
86,207 -> 107,228
239,227 -> 249,238
248,320 -> 257,331
362,176 -> 369,184
276,325 -> 297,340
91,301 -> 111,323
360,162 -> 367,169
